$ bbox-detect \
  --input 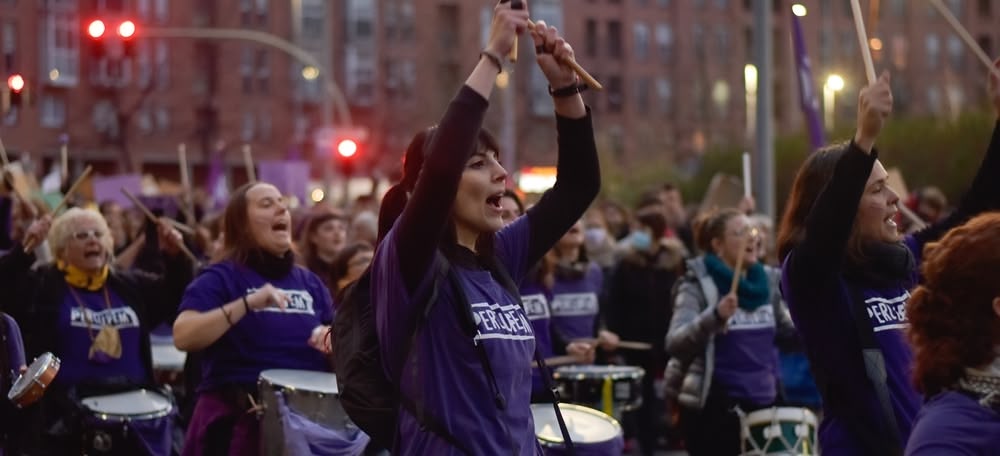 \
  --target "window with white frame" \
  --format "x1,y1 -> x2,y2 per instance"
656,78 -> 672,114
40,94 -> 67,129
2,20 -> 16,72
241,111 -> 256,141
137,40 -> 152,88
44,12 -> 80,87
947,36 -> 963,69
155,105 -> 171,132
633,23 -> 650,61
655,24 -> 672,63
256,49 -> 269,94
925,35 -> 940,68
155,39 -> 169,89
241,0 -> 253,27
256,0 -> 268,26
